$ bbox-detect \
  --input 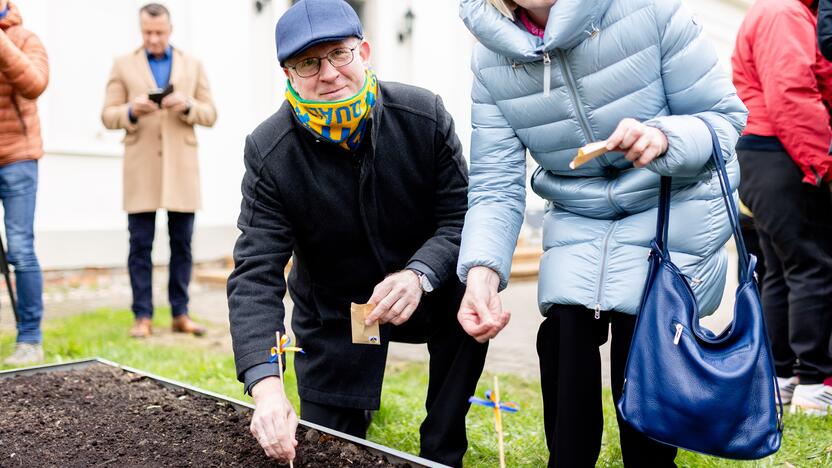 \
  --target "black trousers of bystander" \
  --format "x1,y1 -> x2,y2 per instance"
738,148 -> 832,384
